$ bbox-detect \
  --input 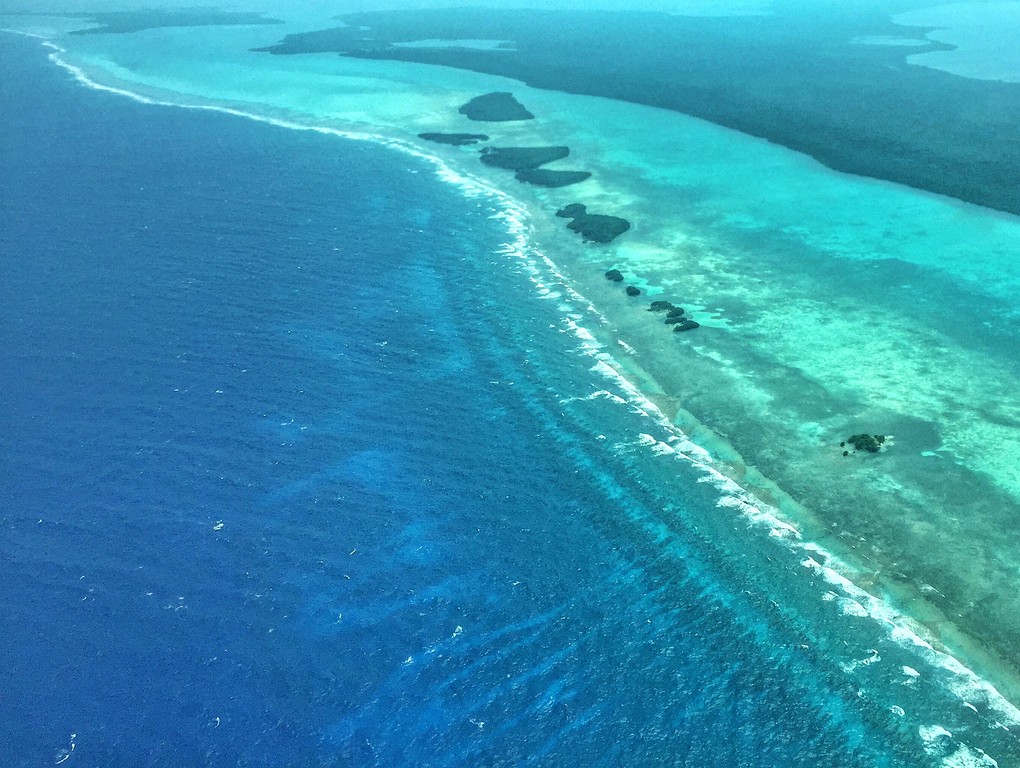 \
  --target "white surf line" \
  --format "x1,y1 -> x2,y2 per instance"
589,346 -> 1020,731
538,250 -> 1020,743
1,29 -> 48,39
34,33 -> 1020,743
